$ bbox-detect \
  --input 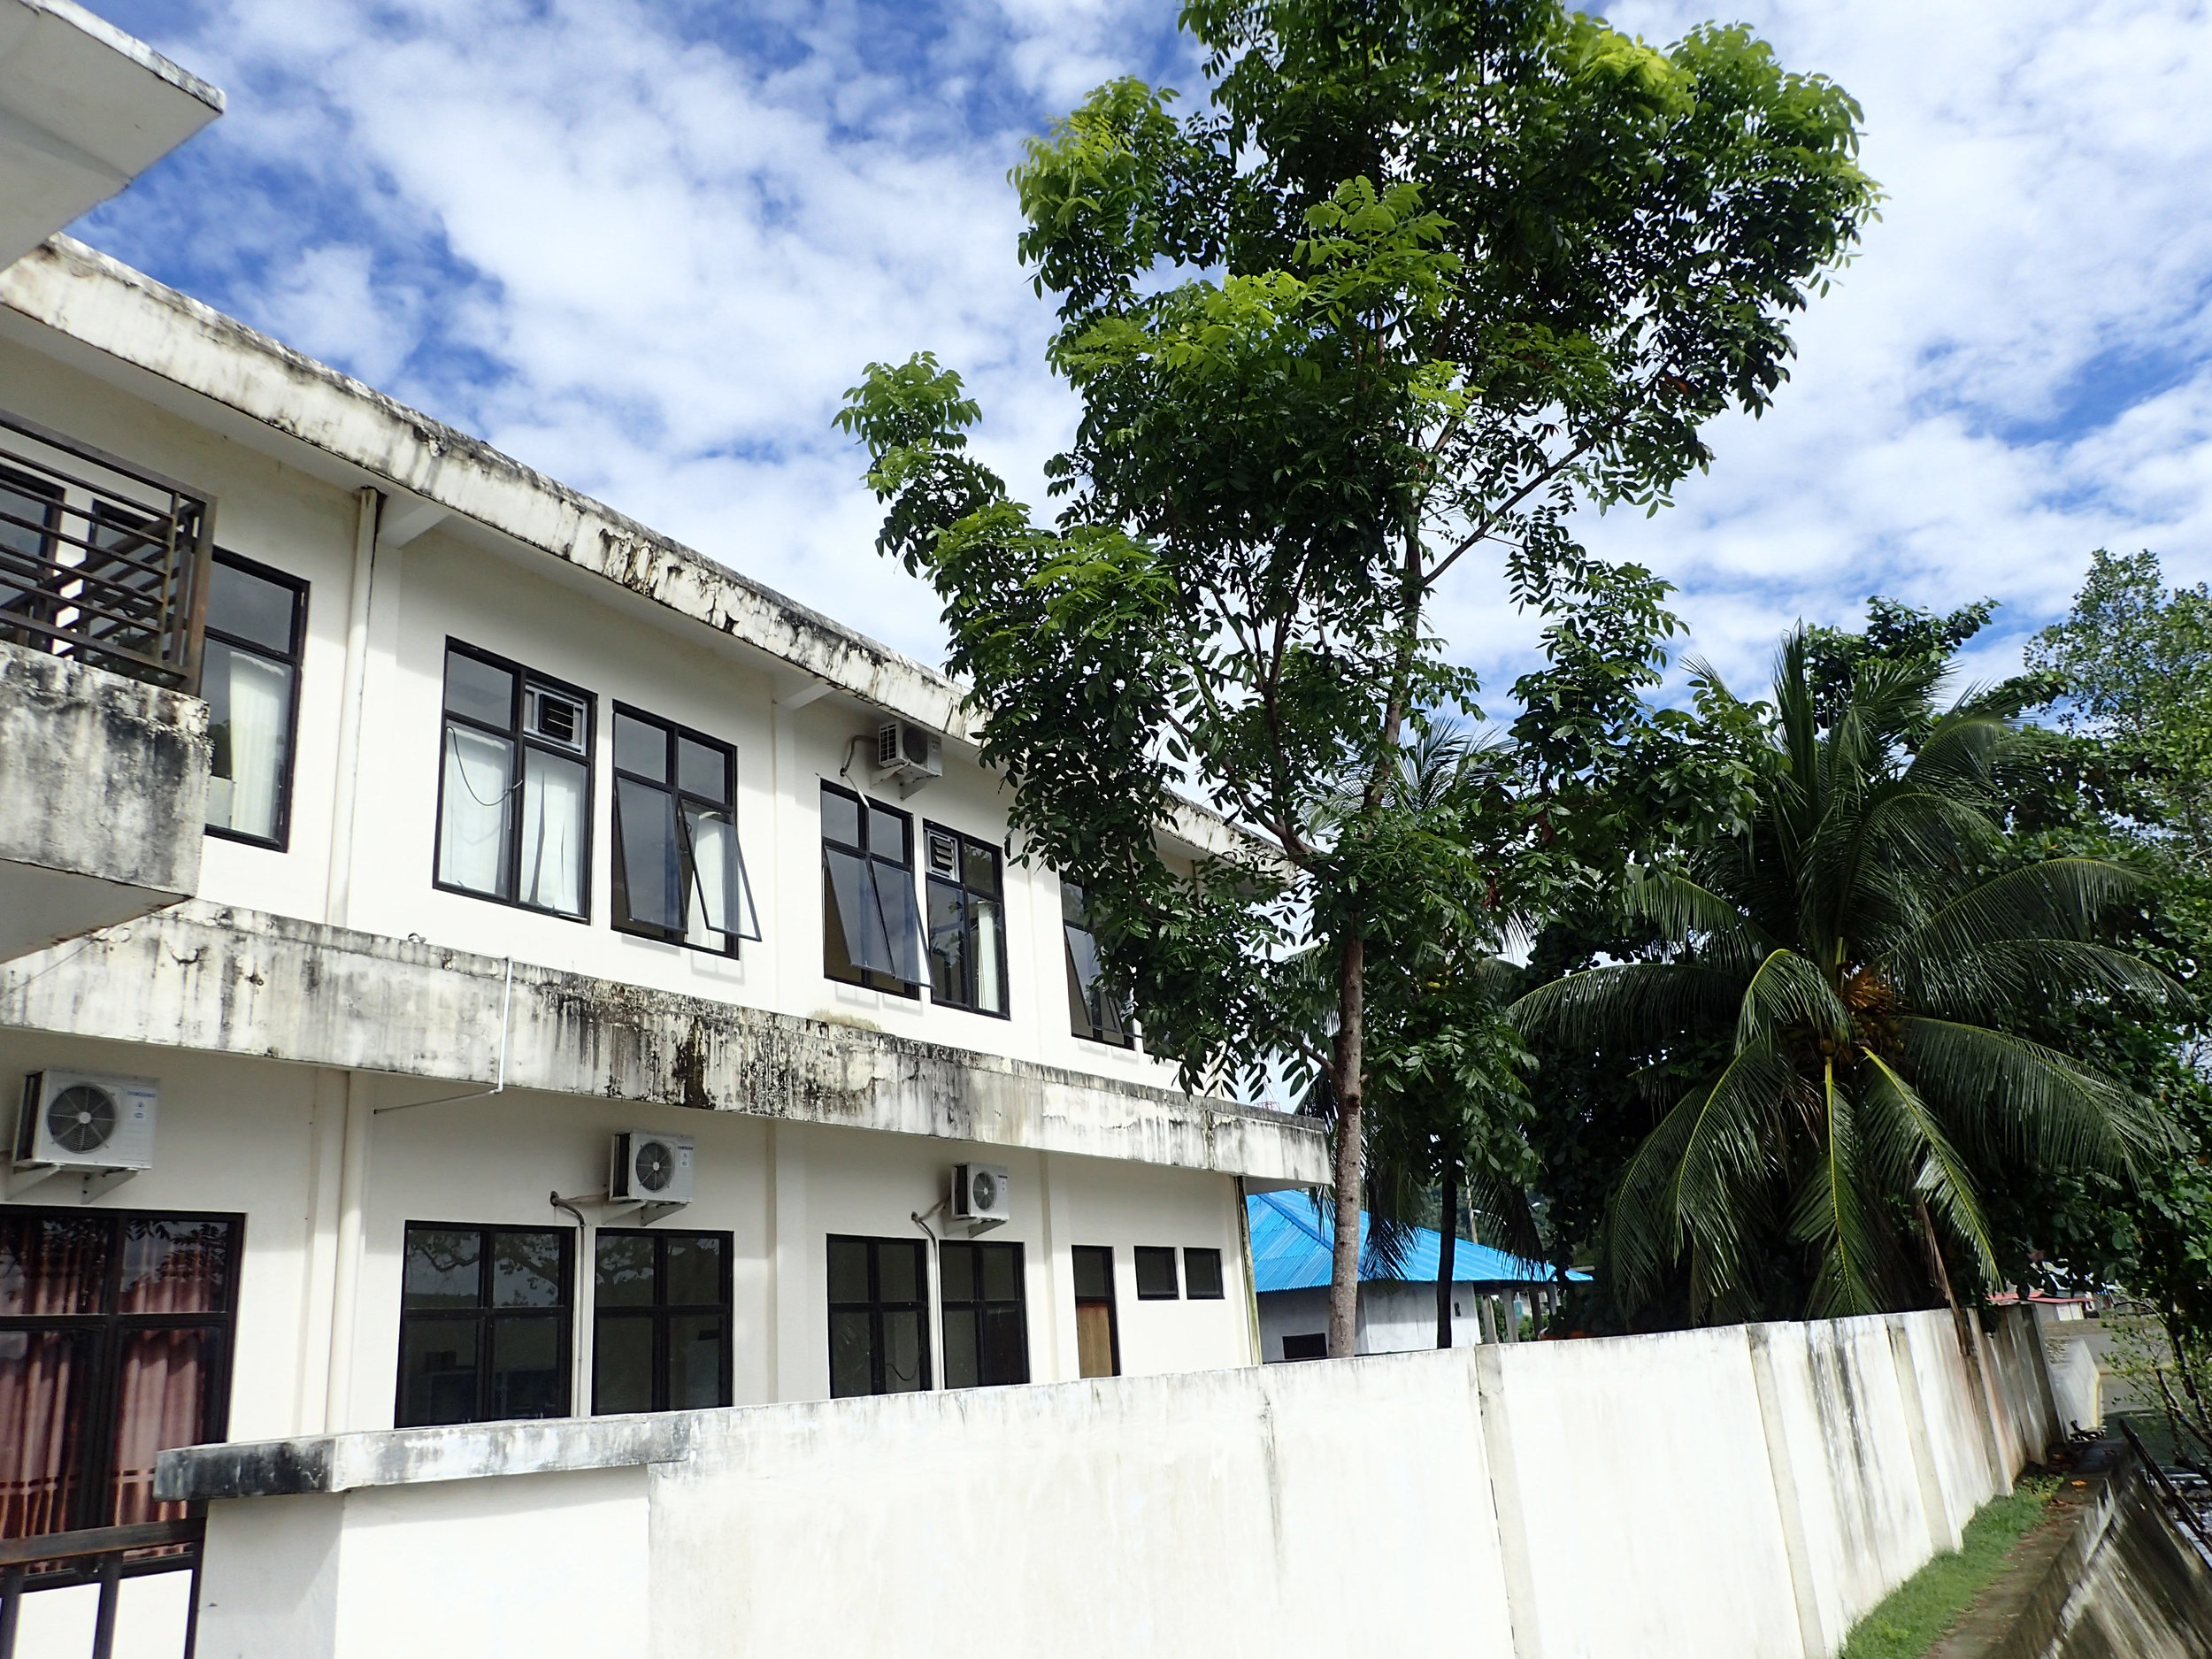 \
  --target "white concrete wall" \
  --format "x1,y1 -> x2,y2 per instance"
0,329 -> 1188,1094
181,1307 -> 2058,1659
1258,1279 -> 1525,1359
